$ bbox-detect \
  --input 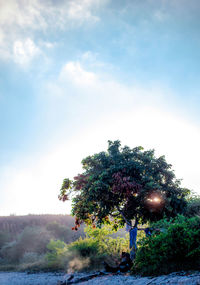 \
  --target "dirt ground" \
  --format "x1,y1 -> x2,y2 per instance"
0,271 -> 199,285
